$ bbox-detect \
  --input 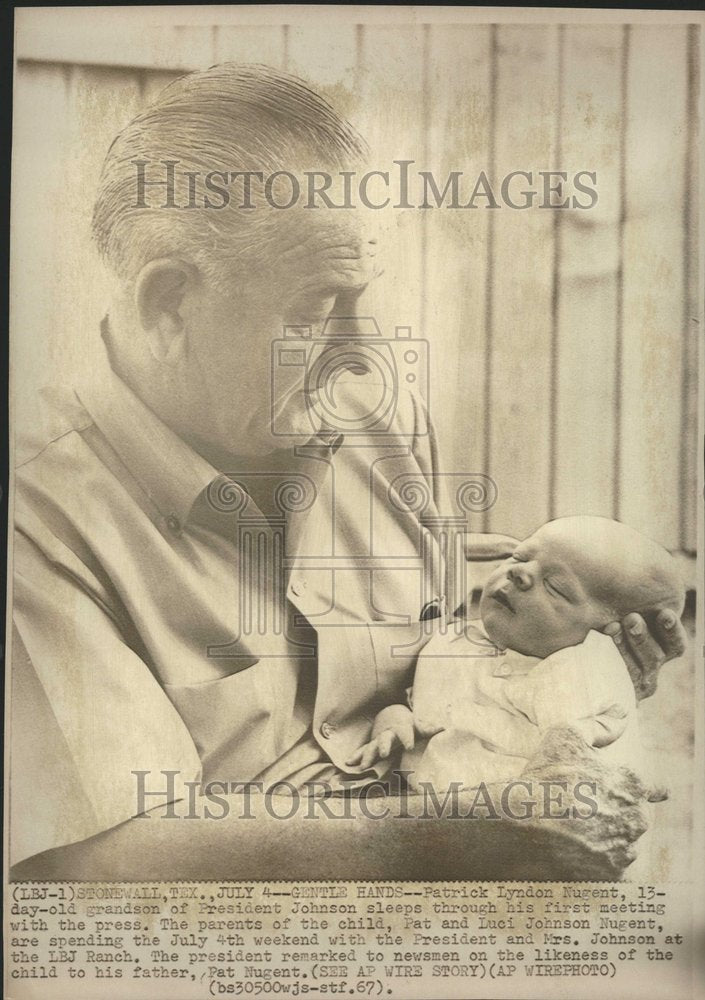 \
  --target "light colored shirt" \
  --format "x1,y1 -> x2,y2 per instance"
403,621 -> 640,791
9,331 -> 453,863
